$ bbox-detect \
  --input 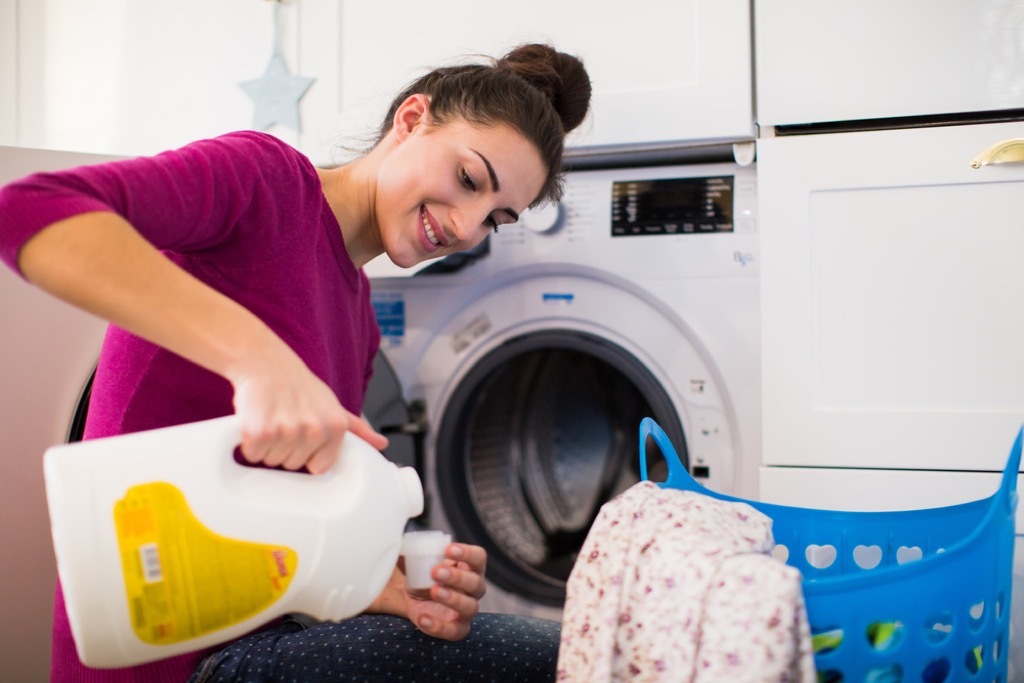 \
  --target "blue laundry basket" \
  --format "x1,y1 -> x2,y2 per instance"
638,417 -> 1021,682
